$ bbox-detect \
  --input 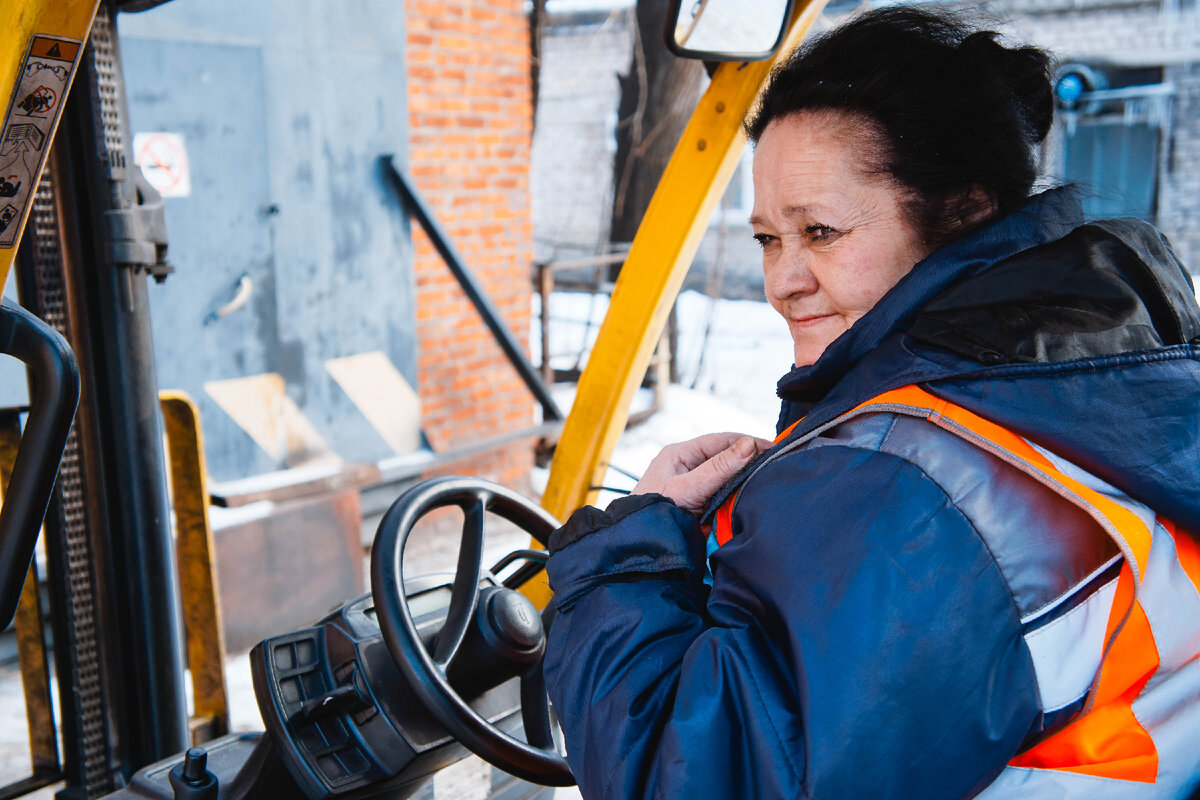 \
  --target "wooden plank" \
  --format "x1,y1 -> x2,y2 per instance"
160,392 -> 230,745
